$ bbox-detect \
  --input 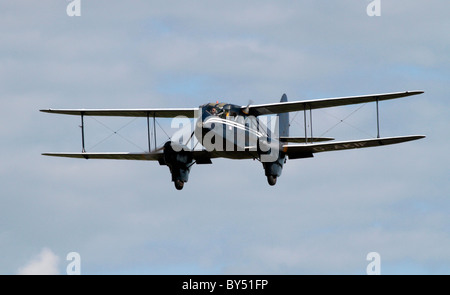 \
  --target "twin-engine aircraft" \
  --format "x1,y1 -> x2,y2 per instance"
41,90 -> 425,190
